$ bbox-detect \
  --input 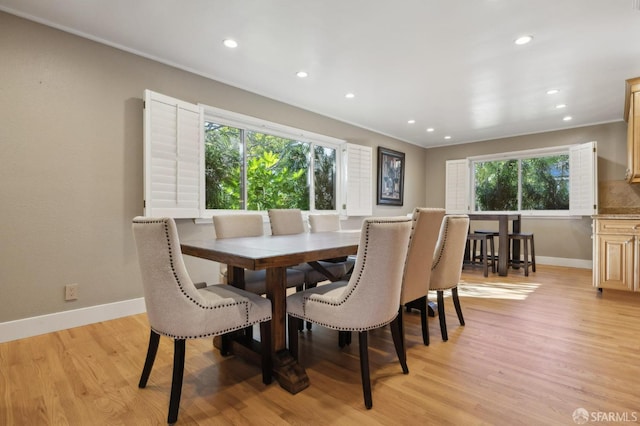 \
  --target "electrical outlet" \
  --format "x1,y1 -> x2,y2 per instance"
65,283 -> 78,301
